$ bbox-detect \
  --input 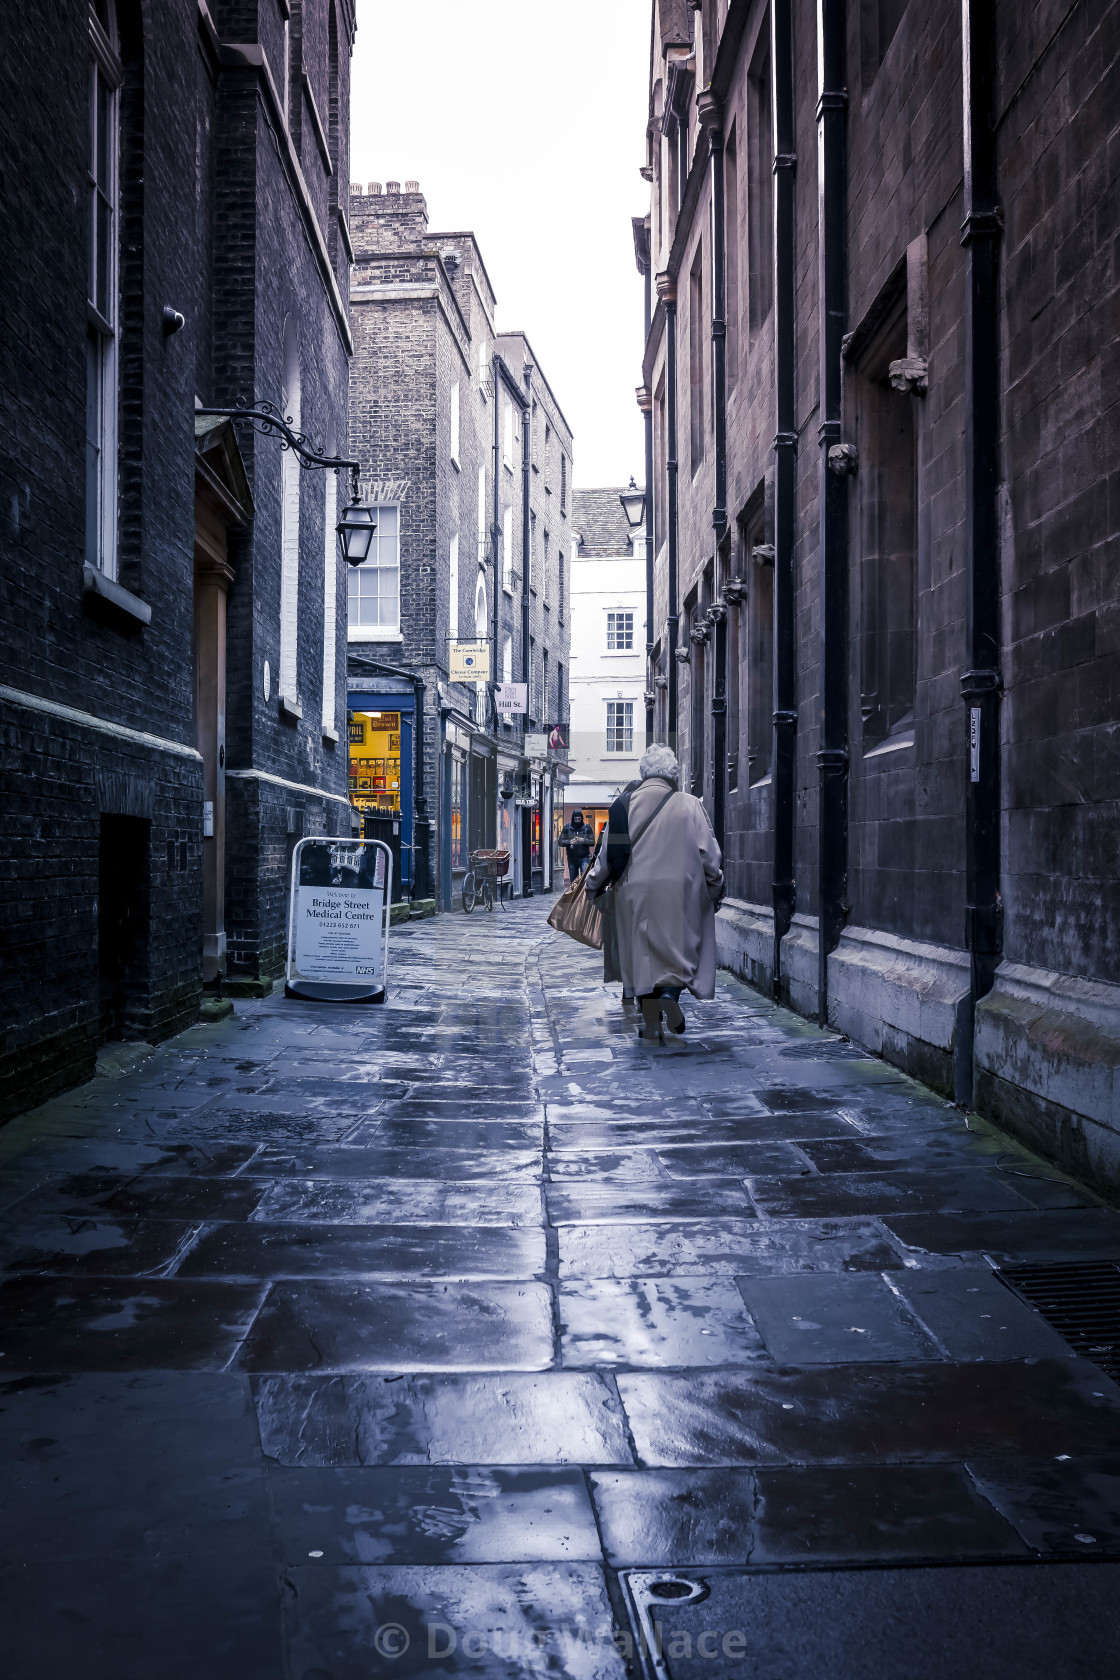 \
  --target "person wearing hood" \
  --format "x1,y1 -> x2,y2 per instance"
584,745 -> 724,1041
